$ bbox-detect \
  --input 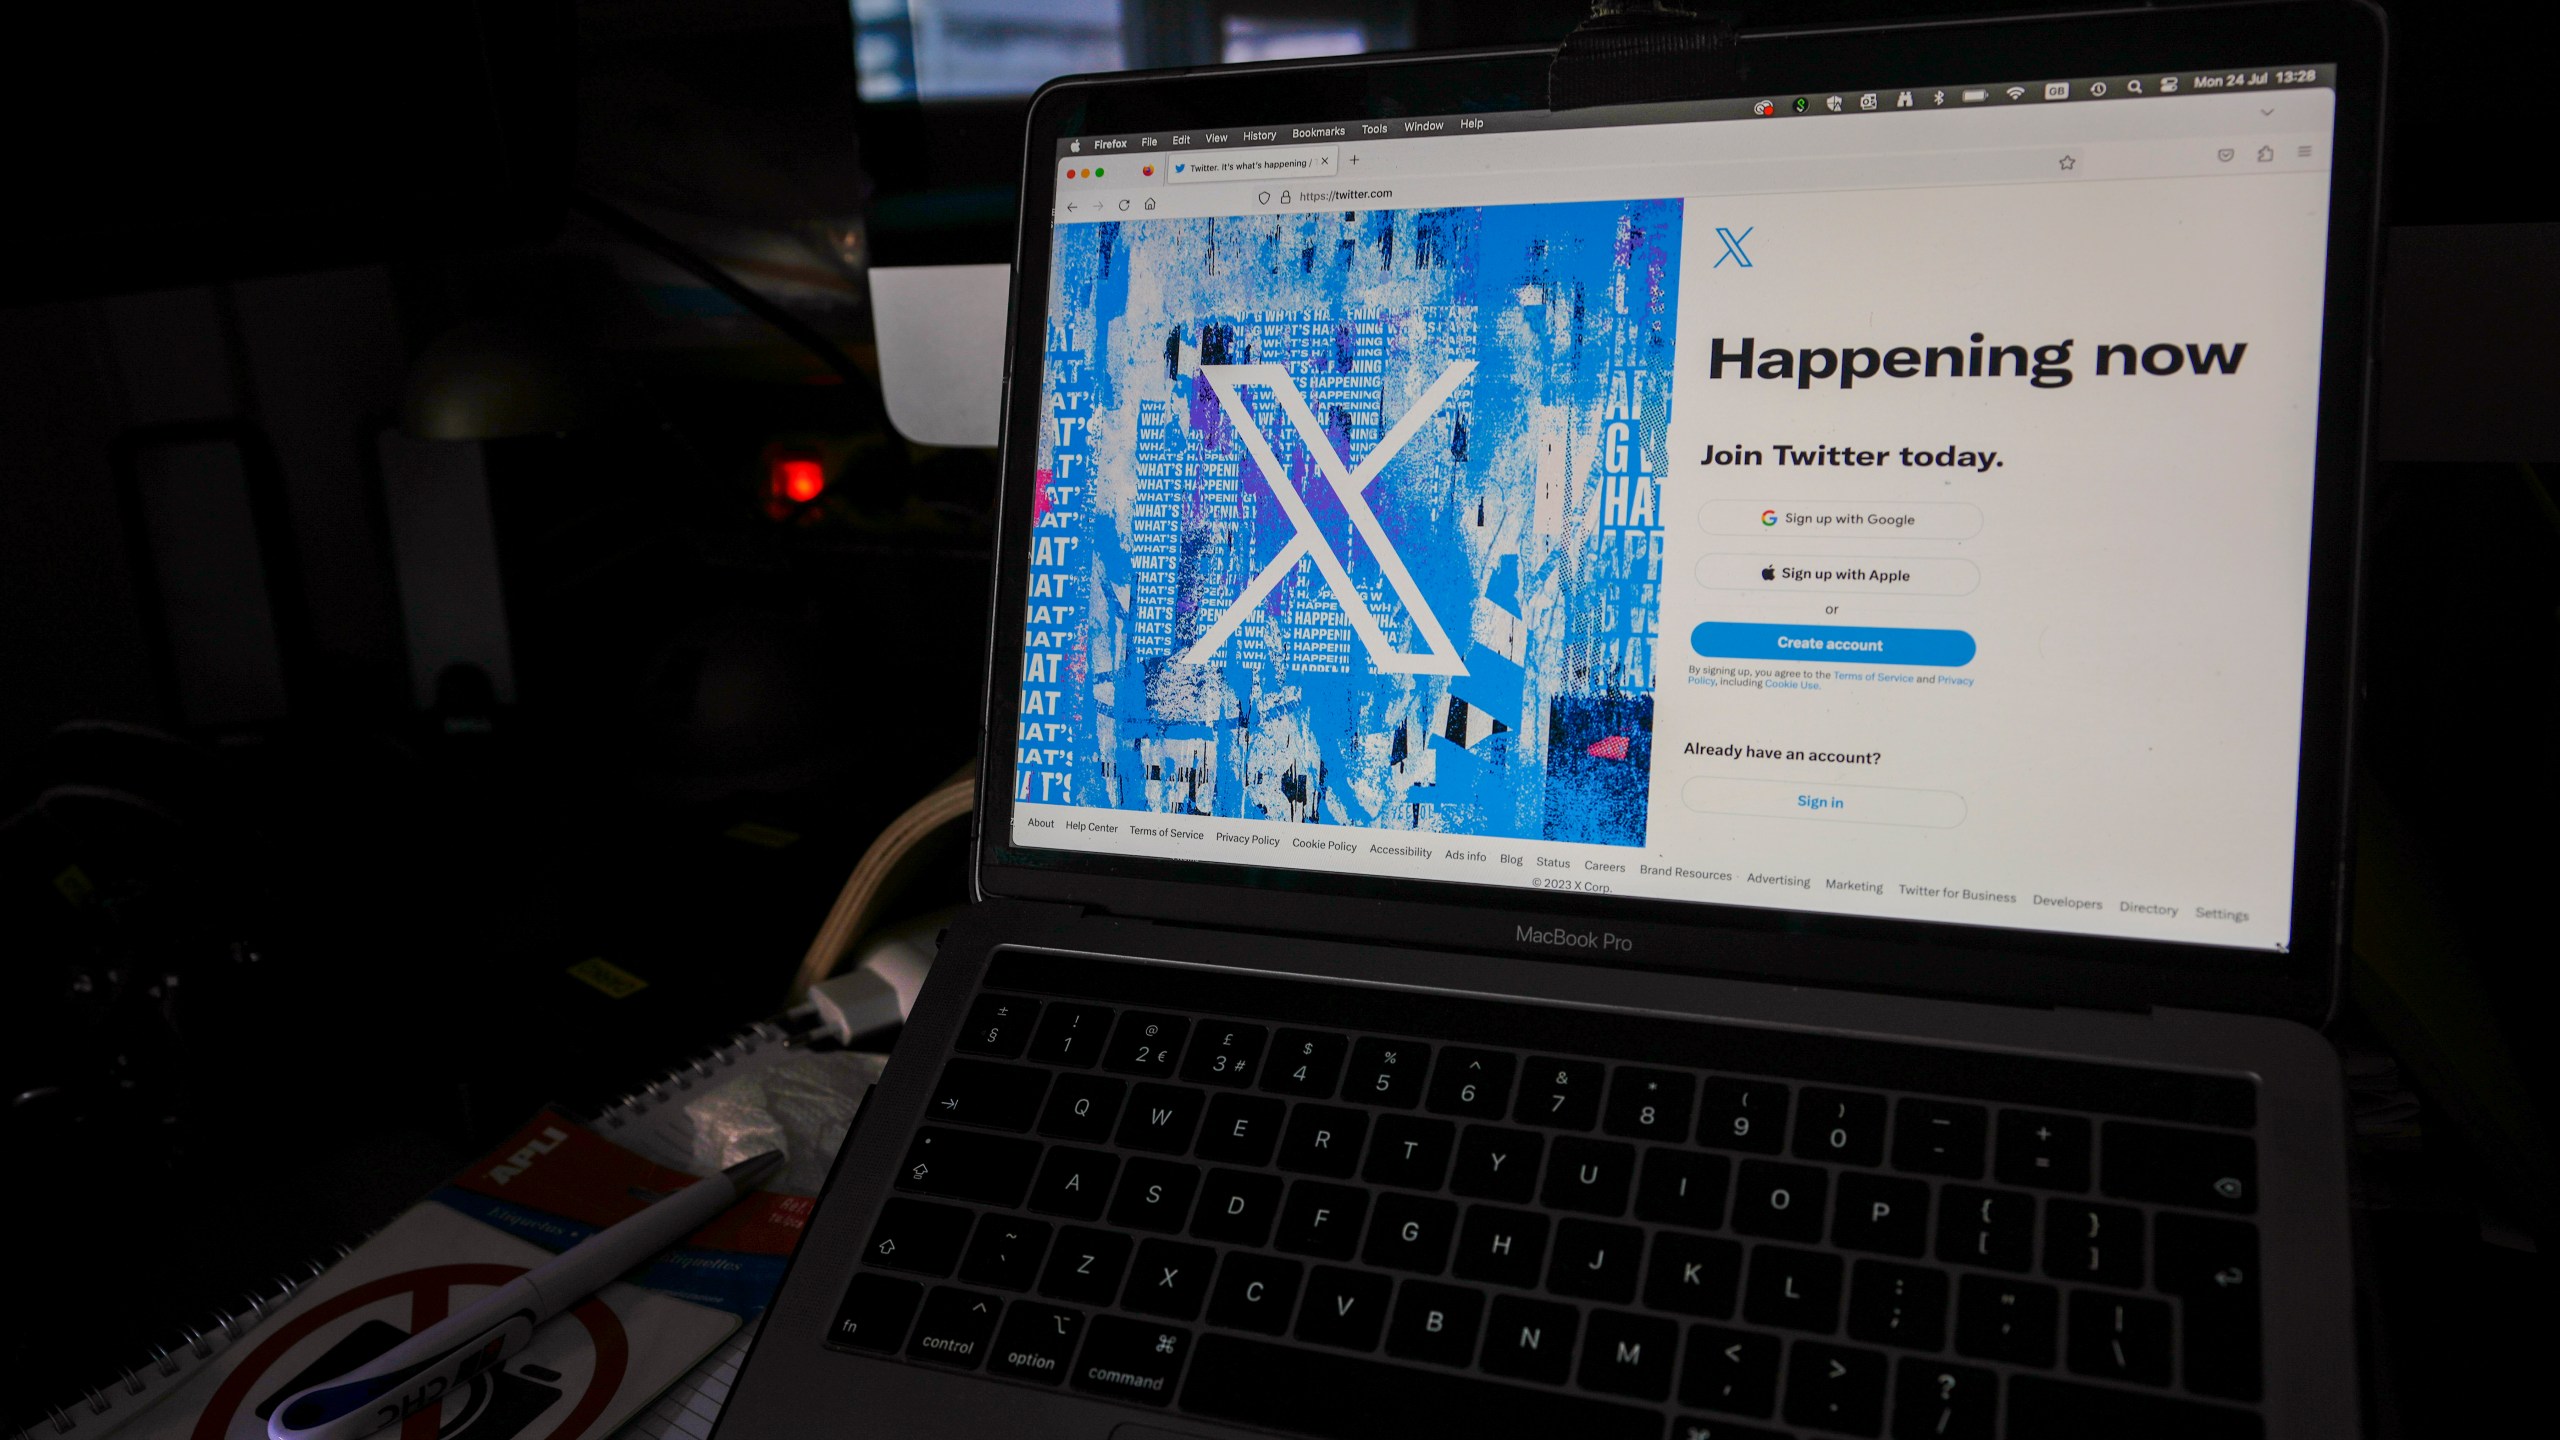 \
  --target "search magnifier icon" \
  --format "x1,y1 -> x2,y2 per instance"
2127,78 -> 2144,94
